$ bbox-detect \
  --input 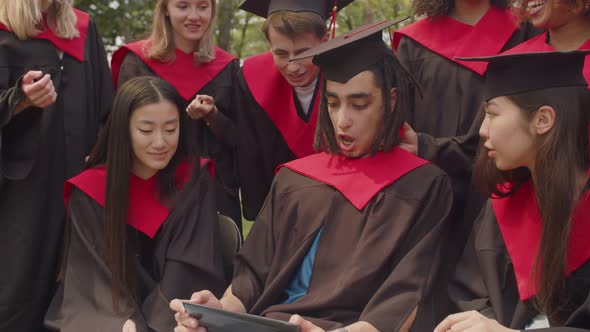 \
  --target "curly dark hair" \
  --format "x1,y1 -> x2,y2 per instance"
412,0 -> 509,17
